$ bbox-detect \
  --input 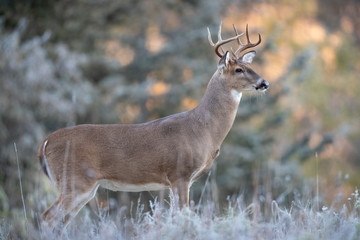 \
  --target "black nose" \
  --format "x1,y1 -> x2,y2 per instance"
262,80 -> 269,89
257,80 -> 269,90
